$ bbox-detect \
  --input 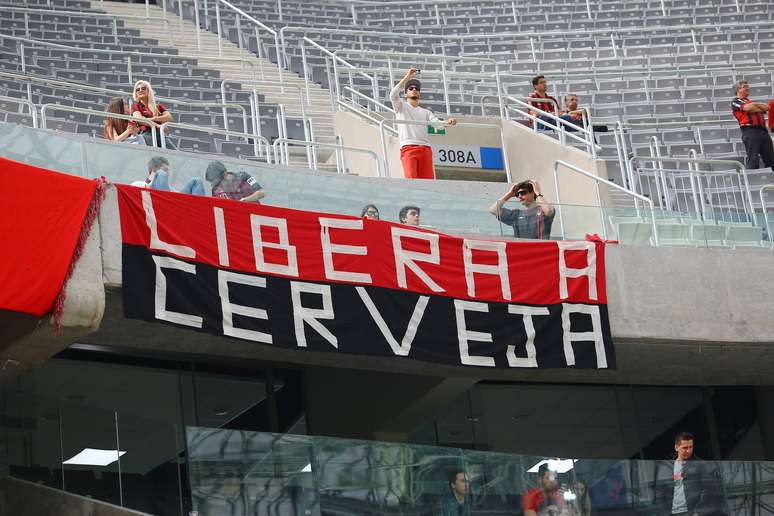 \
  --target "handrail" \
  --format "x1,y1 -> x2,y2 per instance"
0,94 -> 38,128
1,34 -> 262,82
2,5 -> 150,20
505,96 -> 598,158
302,37 -> 377,99
271,138 -> 383,177
40,103 -> 157,143
344,86 -> 394,114
212,0 -> 283,86
759,184 -> 774,248
553,160 -> 659,246
159,122 -> 272,162
0,70 -> 249,134
383,118 -> 511,182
